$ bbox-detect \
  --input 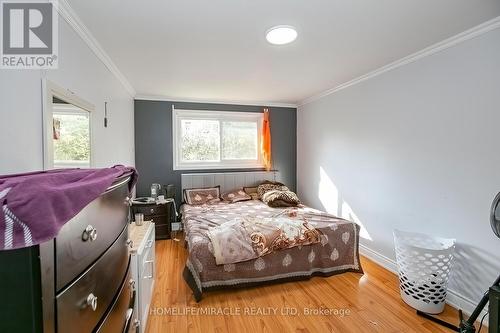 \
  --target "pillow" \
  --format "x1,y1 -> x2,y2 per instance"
261,189 -> 300,207
222,188 -> 252,203
183,186 -> 221,205
243,186 -> 259,200
257,181 -> 289,199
